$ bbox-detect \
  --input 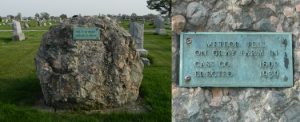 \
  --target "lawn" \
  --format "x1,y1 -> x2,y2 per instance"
0,24 -> 171,121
